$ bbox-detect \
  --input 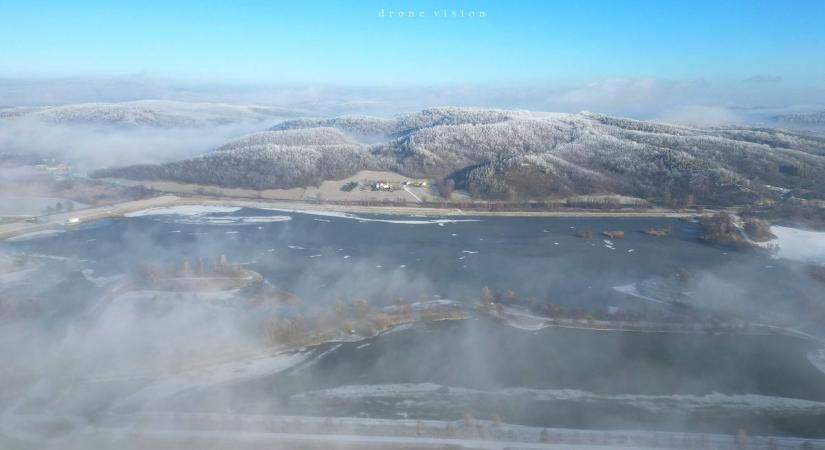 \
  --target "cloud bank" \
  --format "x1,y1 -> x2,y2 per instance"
2,75 -> 823,120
